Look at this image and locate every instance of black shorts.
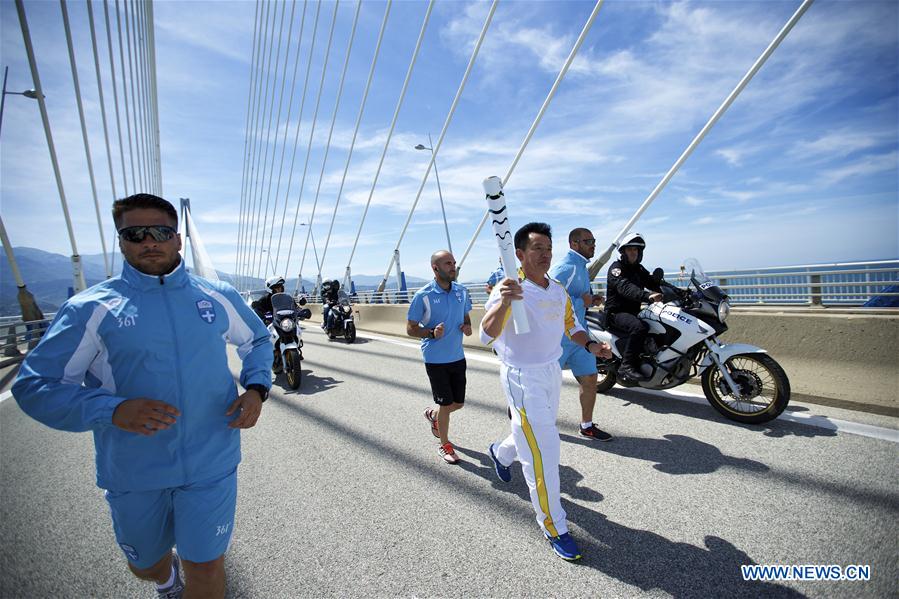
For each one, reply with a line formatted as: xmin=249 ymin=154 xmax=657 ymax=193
xmin=424 ymin=359 xmax=467 ymax=406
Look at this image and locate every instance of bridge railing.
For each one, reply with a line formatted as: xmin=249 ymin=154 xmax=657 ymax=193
xmin=0 ymin=315 xmax=54 ymax=358
xmin=305 ymin=260 xmax=899 ymax=307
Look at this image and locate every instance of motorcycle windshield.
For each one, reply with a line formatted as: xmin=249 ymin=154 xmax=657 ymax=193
xmin=338 ymin=289 xmax=351 ymax=306
xmin=684 ymin=258 xmax=727 ymax=302
xmin=271 ymin=293 xmax=295 ymax=315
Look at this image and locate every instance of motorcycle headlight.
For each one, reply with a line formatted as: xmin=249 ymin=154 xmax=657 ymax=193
xmin=717 ymin=300 xmax=730 ymax=323
xmin=280 ymin=318 xmax=295 ymax=332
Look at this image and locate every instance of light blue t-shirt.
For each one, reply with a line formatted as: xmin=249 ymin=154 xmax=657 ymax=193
xmin=549 ymin=249 xmax=592 ymax=348
xmin=407 ymin=280 xmax=472 ymax=364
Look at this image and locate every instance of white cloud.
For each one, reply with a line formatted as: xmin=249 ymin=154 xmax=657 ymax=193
xmin=824 ymin=151 xmax=898 ymax=184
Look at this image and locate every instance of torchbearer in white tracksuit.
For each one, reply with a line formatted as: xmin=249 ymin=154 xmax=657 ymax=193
xmin=480 ymin=222 xmax=612 ymax=562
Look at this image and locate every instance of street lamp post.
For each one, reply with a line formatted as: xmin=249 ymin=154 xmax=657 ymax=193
xmin=0 ymin=66 xmax=44 ymax=352
xmin=415 ymin=132 xmax=452 ymax=254
xmin=0 ymin=65 xmax=40 ymax=138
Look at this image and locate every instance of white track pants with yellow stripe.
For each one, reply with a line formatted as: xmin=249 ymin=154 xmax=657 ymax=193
xmin=494 ymin=362 xmax=567 ymax=537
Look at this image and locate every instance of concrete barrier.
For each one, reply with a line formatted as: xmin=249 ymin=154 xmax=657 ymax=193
xmin=307 ymin=304 xmax=898 ymax=414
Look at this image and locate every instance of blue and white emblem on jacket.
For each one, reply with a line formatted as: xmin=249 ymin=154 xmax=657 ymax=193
xmin=196 ymin=299 xmax=216 ymax=324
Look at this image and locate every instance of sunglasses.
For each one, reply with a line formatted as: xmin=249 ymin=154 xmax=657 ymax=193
xmin=118 ymin=225 xmax=177 ymax=243
xmin=579 ymin=238 xmax=596 ymax=246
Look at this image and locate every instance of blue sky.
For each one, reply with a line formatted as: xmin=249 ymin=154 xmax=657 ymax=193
xmin=1 ymin=0 xmax=897 ymax=286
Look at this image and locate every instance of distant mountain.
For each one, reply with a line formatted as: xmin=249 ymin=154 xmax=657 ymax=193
xmin=0 ymin=247 xmax=428 ymax=316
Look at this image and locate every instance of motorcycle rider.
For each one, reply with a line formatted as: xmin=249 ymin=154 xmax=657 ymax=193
xmin=321 ymin=279 xmax=341 ymax=333
xmin=252 ymin=276 xmax=297 ymax=372
xmin=604 ymin=233 xmax=663 ymax=382
xmin=252 ymin=276 xmax=289 ymax=322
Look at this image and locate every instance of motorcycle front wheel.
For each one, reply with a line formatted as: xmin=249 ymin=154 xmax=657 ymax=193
xmin=701 ymin=353 xmax=790 ymax=424
xmin=344 ymin=322 xmax=356 ymax=344
xmin=285 ymin=349 xmax=302 ymax=390
xmin=595 ymin=357 xmax=618 ymax=393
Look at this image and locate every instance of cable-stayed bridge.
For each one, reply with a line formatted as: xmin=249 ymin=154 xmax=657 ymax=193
xmin=1 ymin=1 xmax=898 ymax=596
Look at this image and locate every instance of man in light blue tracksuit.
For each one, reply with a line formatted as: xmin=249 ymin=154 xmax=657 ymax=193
xmin=13 ymin=194 xmax=272 ymax=598
xmin=548 ymin=227 xmax=614 ymax=441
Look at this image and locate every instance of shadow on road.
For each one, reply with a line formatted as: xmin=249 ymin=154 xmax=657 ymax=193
xmin=606 ymin=387 xmax=838 ymax=439
xmin=451 ymin=446 xmax=799 ymax=597
xmin=225 ymin=389 xmax=802 ymax=597
xmin=271 ymin=369 xmax=341 ymax=396
xmin=559 ymin=432 xmax=769 ymax=475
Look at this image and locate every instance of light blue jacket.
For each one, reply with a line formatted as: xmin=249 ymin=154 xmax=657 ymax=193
xmin=12 ymin=260 xmax=272 ymax=492
xmin=548 ymin=249 xmax=591 ymax=345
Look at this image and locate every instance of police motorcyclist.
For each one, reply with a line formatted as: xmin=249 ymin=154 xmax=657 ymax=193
xmin=252 ymin=276 xmax=289 ymax=322
xmin=252 ymin=276 xmax=298 ymax=372
xmin=605 ymin=233 xmax=663 ymax=382
xmin=320 ymin=279 xmax=341 ymax=332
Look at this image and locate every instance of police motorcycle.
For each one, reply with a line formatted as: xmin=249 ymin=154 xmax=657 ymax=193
xmin=322 ymin=285 xmax=356 ymax=343
xmin=586 ymin=258 xmax=790 ymax=424
xmin=265 ymin=293 xmax=312 ymax=389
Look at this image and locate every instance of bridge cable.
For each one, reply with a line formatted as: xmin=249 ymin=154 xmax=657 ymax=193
xmin=376 ymin=0 xmax=498 ymax=294
xmin=60 ymin=0 xmax=112 ymax=278
xmin=261 ymin=1 xmax=310 ymax=280
xmin=280 ymin=0 xmax=340 ymax=282
xmin=102 ymin=0 xmax=129 ymax=199
xmin=246 ymin=1 xmax=282 ymax=283
xmin=114 ymin=0 xmax=138 ymax=192
xmin=253 ymin=0 xmax=298 ymax=280
xmin=134 ymin=0 xmax=155 ymax=194
xmin=586 ymin=0 xmax=815 ymax=279
xmin=456 ymin=0 xmax=604 ymax=273
xmin=248 ymin=0 xmax=289 ymax=281
xmin=271 ymin=0 xmax=323 ymax=277
xmin=123 ymin=0 xmax=146 ymax=191
xmin=342 ymin=0 xmax=434 ymax=289
xmin=318 ymin=0 xmax=391 ymax=279
xmin=14 ymin=0 xmax=87 ymax=291
xmin=131 ymin=0 xmax=151 ymax=193
xmin=87 ymin=0 xmax=119 ymax=275
xmin=145 ymin=0 xmax=163 ymax=194
xmin=242 ymin=0 xmax=276 ymax=286
xmin=235 ymin=0 xmax=263 ymax=290
xmin=297 ymin=0 xmax=363 ymax=293
xmin=135 ymin=1 xmax=155 ymax=194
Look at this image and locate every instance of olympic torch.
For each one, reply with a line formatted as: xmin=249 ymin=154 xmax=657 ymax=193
xmin=483 ymin=176 xmax=529 ymax=335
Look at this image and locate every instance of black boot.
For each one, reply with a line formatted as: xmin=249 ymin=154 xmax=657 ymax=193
xmin=618 ymin=363 xmax=647 ymax=381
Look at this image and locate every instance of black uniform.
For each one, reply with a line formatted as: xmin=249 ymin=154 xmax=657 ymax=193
xmin=251 ymin=293 xmax=275 ymax=322
xmin=321 ymin=281 xmax=340 ymax=330
xmin=605 ymin=258 xmax=661 ymax=367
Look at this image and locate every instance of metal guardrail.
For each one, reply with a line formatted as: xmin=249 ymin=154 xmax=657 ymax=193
xmin=303 ymin=260 xmax=899 ymax=307
xmin=0 ymin=315 xmax=53 ymax=357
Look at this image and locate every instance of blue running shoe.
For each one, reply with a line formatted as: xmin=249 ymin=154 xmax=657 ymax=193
xmin=488 ymin=443 xmax=512 ymax=483
xmin=545 ymin=532 xmax=582 ymax=561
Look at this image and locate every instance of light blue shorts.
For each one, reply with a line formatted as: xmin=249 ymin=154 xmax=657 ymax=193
xmin=105 ymin=468 xmax=237 ymax=569
xmin=559 ymin=339 xmax=598 ymax=377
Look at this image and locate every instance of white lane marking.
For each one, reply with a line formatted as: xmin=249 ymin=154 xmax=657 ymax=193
xmin=0 ymin=390 xmax=13 ymax=404
xmin=352 ymin=330 xmax=899 ymax=443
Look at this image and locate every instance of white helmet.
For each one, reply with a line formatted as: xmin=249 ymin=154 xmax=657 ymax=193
xmin=619 ymin=232 xmax=645 ymax=250
xmin=265 ymin=275 xmax=286 ymax=291
xmin=618 ymin=232 xmax=645 ymax=263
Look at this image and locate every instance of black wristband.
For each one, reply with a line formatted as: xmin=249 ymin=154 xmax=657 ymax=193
xmin=585 ymin=340 xmax=596 ymax=352
xmin=246 ymin=384 xmax=269 ymax=403
xmin=427 ymin=328 xmax=435 ymax=339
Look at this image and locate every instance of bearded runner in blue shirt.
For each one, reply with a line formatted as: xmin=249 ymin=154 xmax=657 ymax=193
xmin=13 ymin=194 xmax=272 ymax=599
xmin=406 ymin=250 xmax=472 ymax=465
xmin=547 ymin=228 xmax=614 ymax=441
